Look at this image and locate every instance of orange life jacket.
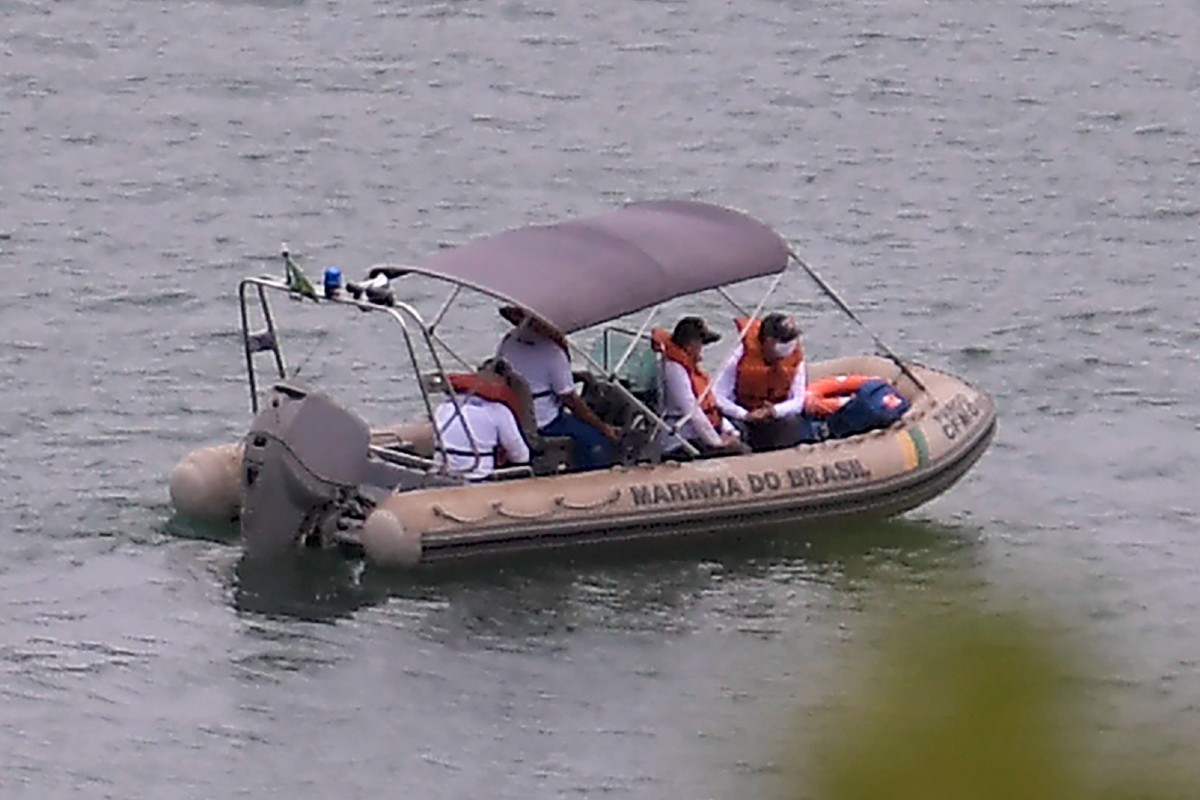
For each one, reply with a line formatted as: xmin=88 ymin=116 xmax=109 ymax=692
xmin=444 ymin=373 xmax=525 ymax=468
xmin=804 ymin=374 xmax=875 ymax=417
xmin=447 ymin=373 xmax=522 ymax=419
xmin=651 ymin=328 xmax=722 ymax=429
xmin=733 ymin=317 xmax=802 ymax=411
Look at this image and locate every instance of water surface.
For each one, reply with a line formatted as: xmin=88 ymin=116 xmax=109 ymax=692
xmin=1 ymin=0 xmax=1198 ymax=796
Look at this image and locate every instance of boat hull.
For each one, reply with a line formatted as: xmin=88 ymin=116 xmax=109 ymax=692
xmin=361 ymin=358 xmax=996 ymax=565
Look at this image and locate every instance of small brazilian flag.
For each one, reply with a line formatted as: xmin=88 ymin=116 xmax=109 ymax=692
xmin=283 ymin=250 xmax=319 ymax=301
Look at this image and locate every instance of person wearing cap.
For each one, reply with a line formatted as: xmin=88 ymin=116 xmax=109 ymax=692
xmin=652 ymin=317 xmax=746 ymax=457
xmin=433 ymin=358 xmax=530 ymax=480
xmin=496 ymin=306 xmax=619 ymax=471
xmin=712 ymin=312 xmax=808 ymax=452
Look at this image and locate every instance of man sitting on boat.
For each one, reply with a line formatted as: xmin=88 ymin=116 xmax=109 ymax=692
xmin=652 ymin=317 xmax=748 ymax=458
xmin=496 ymin=306 xmax=619 ymax=471
xmin=433 ymin=358 xmax=530 ymax=480
xmin=713 ymin=312 xmax=809 ymax=452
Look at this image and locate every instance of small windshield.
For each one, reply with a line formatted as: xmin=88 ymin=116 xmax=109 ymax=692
xmin=591 ymin=329 xmax=658 ymax=401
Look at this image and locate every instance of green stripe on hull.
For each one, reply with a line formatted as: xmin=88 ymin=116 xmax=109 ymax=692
xmin=910 ymin=427 xmax=930 ymax=467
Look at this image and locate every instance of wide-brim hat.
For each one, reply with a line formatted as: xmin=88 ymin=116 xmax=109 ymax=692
xmin=499 ymin=305 xmax=569 ymax=352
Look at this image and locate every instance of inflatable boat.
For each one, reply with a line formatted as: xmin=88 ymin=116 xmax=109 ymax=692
xmin=168 ymin=200 xmax=996 ymax=565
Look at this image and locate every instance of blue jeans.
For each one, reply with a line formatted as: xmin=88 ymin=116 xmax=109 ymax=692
xmin=540 ymin=413 xmax=615 ymax=471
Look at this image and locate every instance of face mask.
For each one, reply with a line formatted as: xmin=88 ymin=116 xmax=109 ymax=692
xmin=770 ymin=339 xmax=798 ymax=359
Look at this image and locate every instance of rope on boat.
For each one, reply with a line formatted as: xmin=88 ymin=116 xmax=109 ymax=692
xmin=431 ymin=493 xmax=613 ymax=525
xmin=491 ymin=501 xmax=556 ymax=521
xmin=431 ymin=504 xmax=494 ymax=525
xmin=554 ymin=489 xmax=621 ymax=511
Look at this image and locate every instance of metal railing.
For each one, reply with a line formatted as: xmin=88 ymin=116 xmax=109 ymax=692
xmin=236 ymin=276 xmax=496 ymax=480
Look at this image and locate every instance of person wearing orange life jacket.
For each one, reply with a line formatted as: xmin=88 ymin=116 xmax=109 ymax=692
xmin=712 ymin=312 xmax=809 ymax=452
xmin=433 ymin=358 xmax=530 ymax=480
xmin=652 ymin=317 xmax=748 ymax=457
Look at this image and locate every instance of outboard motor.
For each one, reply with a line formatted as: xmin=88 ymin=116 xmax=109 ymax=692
xmin=240 ymin=384 xmax=372 ymax=557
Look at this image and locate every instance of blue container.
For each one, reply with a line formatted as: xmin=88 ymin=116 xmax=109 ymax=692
xmin=323 ymin=266 xmax=342 ymax=298
xmin=826 ymin=380 xmax=911 ymax=439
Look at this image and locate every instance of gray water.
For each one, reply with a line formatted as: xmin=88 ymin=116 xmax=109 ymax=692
xmin=2 ymin=0 xmax=1198 ymax=796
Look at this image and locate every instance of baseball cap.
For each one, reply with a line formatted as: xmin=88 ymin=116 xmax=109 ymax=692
xmin=499 ymin=305 xmax=569 ymax=351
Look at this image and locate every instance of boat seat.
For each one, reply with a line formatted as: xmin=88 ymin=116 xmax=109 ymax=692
xmin=530 ymin=436 xmax=574 ymax=476
xmin=478 ymin=364 xmax=575 ymax=475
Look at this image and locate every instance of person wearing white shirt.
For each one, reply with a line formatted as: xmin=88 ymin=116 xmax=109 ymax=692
xmin=652 ymin=317 xmax=746 ymax=457
xmin=496 ymin=306 xmax=619 ymax=471
xmin=434 ymin=362 xmax=530 ymax=480
xmin=712 ymin=312 xmax=809 ymax=452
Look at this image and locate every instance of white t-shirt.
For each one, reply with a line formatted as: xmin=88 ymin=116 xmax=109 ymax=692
xmin=712 ymin=343 xmax=807 ymax=421
xmin=657 ymin=359 xmax=734 ymax=451
xmin=434 ymin=396 xmax=530 ymax=480
xmin=497 ymin=331 xmax=575 ymax=428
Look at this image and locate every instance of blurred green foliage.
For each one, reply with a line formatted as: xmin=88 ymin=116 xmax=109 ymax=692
xmin=793 ymin=607 xmax=1196 ymax=800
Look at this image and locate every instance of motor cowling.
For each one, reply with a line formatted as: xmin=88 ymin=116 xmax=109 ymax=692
xmin=240 ymin=384 xmax=371 ymax=557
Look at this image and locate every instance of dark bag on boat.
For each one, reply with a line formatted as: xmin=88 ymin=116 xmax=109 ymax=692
xmin=826 ymin=380 xmax=910 ymax=439
xmin=797 ymin=416 xmax=829 ymax=444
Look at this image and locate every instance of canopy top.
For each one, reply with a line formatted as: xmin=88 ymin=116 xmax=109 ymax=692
xmin=405 ymin=200 xmax=790 ymax=333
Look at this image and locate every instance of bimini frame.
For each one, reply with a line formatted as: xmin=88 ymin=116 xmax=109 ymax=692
xmin=236 ymin=264 xmax=722 ymax=476
xmin=238 ymin=271 xmax=518 ymax=480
